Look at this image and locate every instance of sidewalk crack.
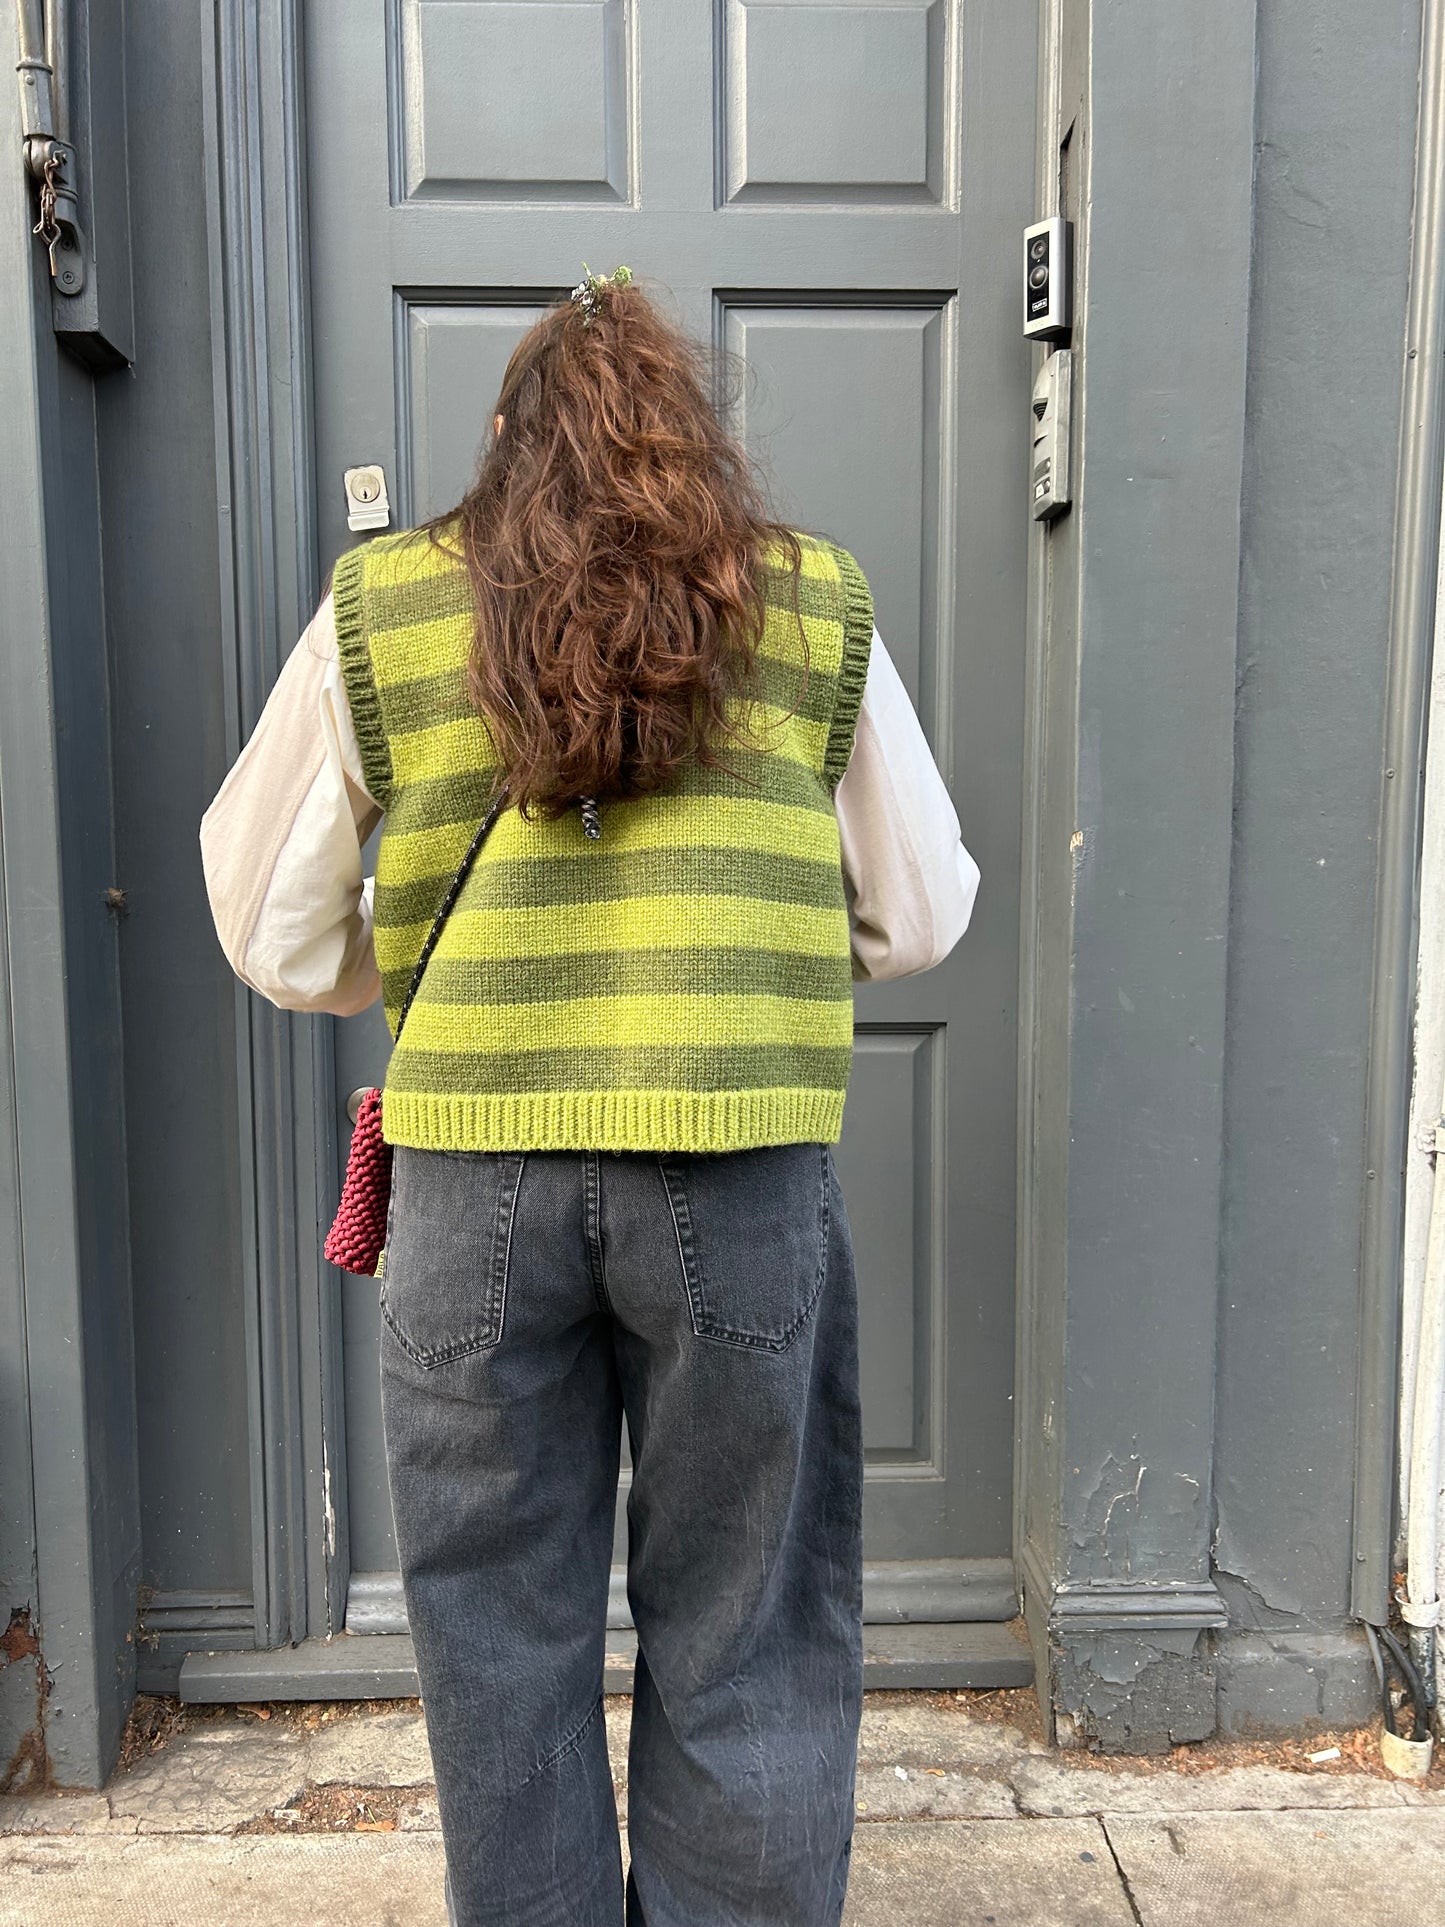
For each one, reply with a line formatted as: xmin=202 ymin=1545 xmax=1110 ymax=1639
xmin=1099 ymin=1817 xmax=1145 ymax=1926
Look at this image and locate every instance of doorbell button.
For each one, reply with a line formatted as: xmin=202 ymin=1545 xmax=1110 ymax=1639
xmin=1023 ymin=215 xmax=1073 ymax=341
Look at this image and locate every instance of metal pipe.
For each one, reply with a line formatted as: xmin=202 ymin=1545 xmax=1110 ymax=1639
xmin=1405 ymin=1114 xmax=1444 ymax=1690
xmin=1396 ymin=0 xmax=1445 ymax=1735
xmin=1357 ymin=0 xmax=1445 ymax=1627
xmin=14 ymin=0 xmax=57 ymax=144
xmin=44 ymin=0 xmax=67 ymax=145
xmin=15 ymin=0 xmax=45 ymax=61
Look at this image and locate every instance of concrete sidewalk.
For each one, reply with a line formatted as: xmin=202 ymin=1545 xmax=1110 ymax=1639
xmin=3 ymin=1692 xmax=1444 ymax=1925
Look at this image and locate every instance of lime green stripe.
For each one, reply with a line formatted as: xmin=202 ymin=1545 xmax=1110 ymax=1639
xmin=778 ymin=537 xmax=838 ymax=581
xmin=386 ymin=946 xmax=851 ymax=1008
xmin=364 ymin=527 xmax=464 ymax=589
xmin=377 ymin=792 xmax=841 ymax=887
xmin=385 ymin=1043 xmax=855 ymax=1095
xmin=371 ymin=893 xmax=850 ymax=974
xmin=390 ymin=713 xmax=500 ymax=784
xmin=379 ymin=749 xmax=830 ymax=842
xmin=370 ymin=613 xmax=474 ymax=690
xmin=401 ymin=992 xmax=851 ymax=1055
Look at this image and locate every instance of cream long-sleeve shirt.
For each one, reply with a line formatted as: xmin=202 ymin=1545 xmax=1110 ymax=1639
xmin=199 ymin=594 xmax=980 ymax=1015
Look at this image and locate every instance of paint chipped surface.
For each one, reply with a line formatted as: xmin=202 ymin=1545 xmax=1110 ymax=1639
xmin=1 ymin=1606 xmax=50 ymax=1794
xmin=1053 ymin=1632 xmax=1217 ymax=1756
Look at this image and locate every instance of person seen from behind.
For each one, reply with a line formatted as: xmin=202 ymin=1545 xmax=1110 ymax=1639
xmin=200 ymin=268 xmax=980 ymax=1926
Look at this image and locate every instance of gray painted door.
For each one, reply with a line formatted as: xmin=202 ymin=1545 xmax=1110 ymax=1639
xmin=306 ymin=0 xmax=1034 ymax=1634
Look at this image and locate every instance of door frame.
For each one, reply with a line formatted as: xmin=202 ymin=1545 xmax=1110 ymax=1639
xmin=204 ymin=0 xmax=347 ymax=1649
xmin=203 ymin=0 xmax=1039 ymax=1673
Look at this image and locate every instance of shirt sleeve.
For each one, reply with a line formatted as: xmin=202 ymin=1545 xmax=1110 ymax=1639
xmin=833 ymin=627 xmax=981 ymax=982
xmin=199 ymin=592 xmax=385 ymax=1016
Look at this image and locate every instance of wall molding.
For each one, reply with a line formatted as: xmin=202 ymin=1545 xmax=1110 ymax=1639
xmin=1020 ymin=1539 xmax=1227 ymax=1639
xmin=137 ymin=1591 xmax=256 ymax=1643
xmin=347 ymin=1560 xmax=1021 ymax=1638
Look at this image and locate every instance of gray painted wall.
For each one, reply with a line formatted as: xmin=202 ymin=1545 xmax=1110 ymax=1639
xmin=1 ymin=4 xmax=140 ymax=1790
xmin=1213 ymin=0 xmax=1426 ymax=1727
xmin=1018 ymin=0 xmax=1258 ymax=1750
xmin=1018 ymin=0 xmax=1430 ymax=1748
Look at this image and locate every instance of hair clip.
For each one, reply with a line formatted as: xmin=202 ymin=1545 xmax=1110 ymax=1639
xmin=569 ymin=263 xmax=633 ymax=327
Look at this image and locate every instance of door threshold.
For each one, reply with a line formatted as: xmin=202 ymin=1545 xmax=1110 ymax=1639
xmin=176 ymin=1621 xmax=1032 ymax=1703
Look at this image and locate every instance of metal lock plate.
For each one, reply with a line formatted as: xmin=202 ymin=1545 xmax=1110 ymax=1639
xmin=344 ymin=465 xmax=391 ymax=532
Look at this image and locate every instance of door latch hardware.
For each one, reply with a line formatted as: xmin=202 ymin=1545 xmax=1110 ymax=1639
xmin=29 ymin=141 xmax=85 ymax=293
xmin=344 ymin=465 xmax=391 ymax=532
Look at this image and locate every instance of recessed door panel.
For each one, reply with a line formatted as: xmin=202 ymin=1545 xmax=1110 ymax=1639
xmin=398 ymin=0 xmax=634 ymax=201
xmin=401 ymin=299 xmax=550 ymax=515
xmin=721 ymin=297 xmax=946 ymax=716
xmin=722 ymin=0 xmax=949 ymax=203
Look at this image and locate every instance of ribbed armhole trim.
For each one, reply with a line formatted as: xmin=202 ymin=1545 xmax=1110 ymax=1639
xmin=822 ymin=542 xmax=875 ymax=791
xmin=331 ymin=545 xmax=394 ymax=810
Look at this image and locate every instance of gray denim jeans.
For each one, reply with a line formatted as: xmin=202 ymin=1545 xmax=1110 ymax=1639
xmin=377 ymin=1140 xmax=865 ymax=1927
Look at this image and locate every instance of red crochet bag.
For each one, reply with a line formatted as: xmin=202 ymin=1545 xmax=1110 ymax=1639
xmin=324 ymin=781 xmax=512 ymax=1276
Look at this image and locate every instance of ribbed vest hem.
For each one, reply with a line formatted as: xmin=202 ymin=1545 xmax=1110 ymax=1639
xmin=380 ymin=1086 xmax=847 ymax=1152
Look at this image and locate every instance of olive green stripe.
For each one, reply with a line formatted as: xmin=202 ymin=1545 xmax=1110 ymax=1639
xmin=376 ymin=665 xmax=472 ymax=735
xmin=374 ymin=845 xmax=845 ymax=929
xmin=380 ymin=747 xmax=831 ymax=841
xmin=361 ymin=553 xmax=844 ymax=643
xmin=366 ymin=563 xmax=474 ymax=631
xmin=383 ymin=946 xmax=852 ymax=1008
xmin=374 ymin=648 xmax=840 ymax=739
xmin=383 ymin=769 xmax=502 ymax=836
xmin=385 ymin=1042 xmax=856 ymax=1095
xmin=759 ymin=567 xmax=842 ymax=627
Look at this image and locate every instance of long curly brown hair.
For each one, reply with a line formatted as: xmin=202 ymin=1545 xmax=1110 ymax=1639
xmin=424 ymin=276 xmax=806 ymax=822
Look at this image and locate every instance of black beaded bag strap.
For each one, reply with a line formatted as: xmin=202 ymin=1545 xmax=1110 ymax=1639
xmin=394 ymin=780 xmax=511 ymax=1042
xmin=392 ymin=782 xmax=602 ymax=1042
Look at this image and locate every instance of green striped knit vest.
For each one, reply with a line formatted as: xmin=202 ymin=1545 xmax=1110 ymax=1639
xmin=332 ymin=525 xmax=874 ymax=1153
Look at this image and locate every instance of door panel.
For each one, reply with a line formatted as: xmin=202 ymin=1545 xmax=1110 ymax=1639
xmin=309 ymin=0 xmax=1032 ymax=1634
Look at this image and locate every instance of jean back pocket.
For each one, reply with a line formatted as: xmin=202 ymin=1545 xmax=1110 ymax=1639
xmin=657 ymin=1142 xmax=830 ymax=1352
xmin=379 ymin=1147 xmax=527 ymax=1366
